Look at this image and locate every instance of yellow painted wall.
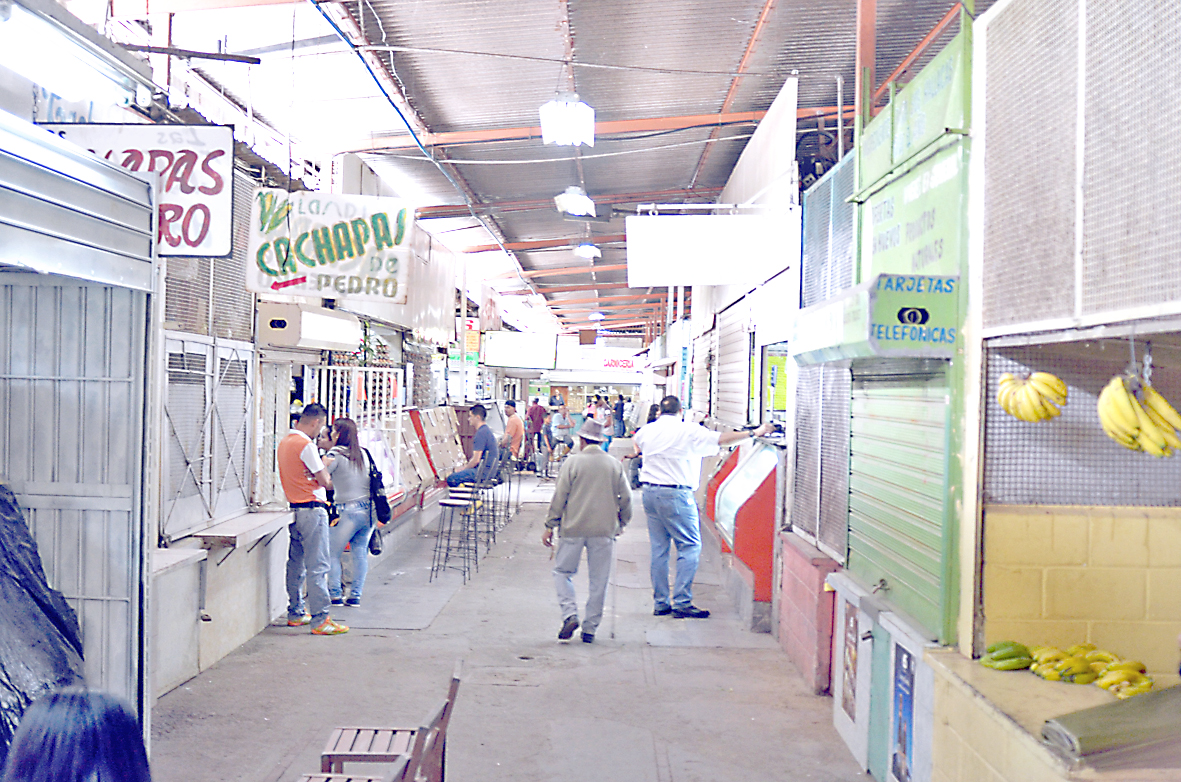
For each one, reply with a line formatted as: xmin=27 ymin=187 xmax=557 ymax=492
xmin=983 ymin=504 xmax=1181 ymax=676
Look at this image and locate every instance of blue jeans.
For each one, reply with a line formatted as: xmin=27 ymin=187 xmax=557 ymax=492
xmin=448 ymin=468 xmax=476 ymax=486
xmin=329 ymin=499 xmax=374 ymax=600
xmin=286 ymin=506 xmax=332 ymax=623
xmin=642 ymin=486 xmax=701 ymax=610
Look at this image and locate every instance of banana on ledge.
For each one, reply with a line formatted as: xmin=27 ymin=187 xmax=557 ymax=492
xmin=997 ymin=372 xmax=1068 ymax=422
xmin=1098 ymin=375 xmax=1181 ymax=457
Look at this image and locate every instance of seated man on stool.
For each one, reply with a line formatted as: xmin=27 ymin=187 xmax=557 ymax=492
xmin=447 ymin=404 xmax=498 ymax=487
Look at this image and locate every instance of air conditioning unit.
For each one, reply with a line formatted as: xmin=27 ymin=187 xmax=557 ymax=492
xmin=257 ymin=302 xmax=362 ymax=352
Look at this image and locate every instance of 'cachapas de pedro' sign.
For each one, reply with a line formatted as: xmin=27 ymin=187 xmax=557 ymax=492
xmin=246 ymin=189 xmax=413 ymax=304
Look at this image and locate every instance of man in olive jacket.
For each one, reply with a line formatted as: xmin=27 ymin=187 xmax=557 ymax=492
xmin=542 ymin=418 xmax=632 ymax=643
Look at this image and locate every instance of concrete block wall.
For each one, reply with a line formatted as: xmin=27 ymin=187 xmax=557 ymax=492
xmin=777 ymin=532 xmax=840 ymax=694
xmin=983 ymin=505 xmax=1181 ymax=675
xmin=929 ymin=658 xmax=1070 ymax=782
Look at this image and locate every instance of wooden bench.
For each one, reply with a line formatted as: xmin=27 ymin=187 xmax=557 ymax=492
xmin=319 ymin=661 xmax=463 ymax=780
xmin=299 ymin=754 xmax=409 ymax=782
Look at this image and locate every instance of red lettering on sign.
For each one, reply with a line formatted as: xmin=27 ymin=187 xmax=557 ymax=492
xmin=181 ymin=204 xmax=211 ymax=247
xmin=199 ymin=150 xmax=225 ymax=195
xmin=159 ymin=204 xmax=184 ymax=247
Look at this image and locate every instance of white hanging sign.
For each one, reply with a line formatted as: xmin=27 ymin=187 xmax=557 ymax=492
xmin=246 ymin=189 xmax=413 ymax=304
xmin=44 ymin=123 xmax=234 ymax=257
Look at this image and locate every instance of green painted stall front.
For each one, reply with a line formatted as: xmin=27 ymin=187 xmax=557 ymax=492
xmin=847 ymin=363 xmax=949 ymax=639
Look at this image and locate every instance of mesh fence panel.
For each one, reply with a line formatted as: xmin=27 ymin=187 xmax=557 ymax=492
xmin=1080 ymin=3 xmax=1181 ymax=314
xmin=983 ymin=341 xmax=1181 ymax=505
xmin=981 ymin=0 xmax=1078 ymax=328
xmin=792 ymin=364 xmax=822 ymax=538
xmin=819 ymin=364 xmax=851 ymax=562
xmin=802 ymin=175 xmax=833 ymax=308
xmin=211 ymin=173 xmax=257 ymax=341
xmin=164 ymin=257 xmax=211 ymax=335
xmin=828 ymin=156 xmax=856 ymax=297
xmin=165 ymin=350 xmax=207 ymax=504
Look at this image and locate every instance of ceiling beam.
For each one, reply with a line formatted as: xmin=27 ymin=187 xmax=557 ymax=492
xmin=112 ymin=0 xmax=293 ymax=15
xmin=504 ymin=263 xmax=629 ymax=280
xmin=418 ymin=186 xmax=724 ymax=221
xmin=542 ymin=294 xmax=669 ymax=307
xmin=555 ymin=302 xmax=666 ymax=312
xmin=467 ymin=233 xmax=626 ymax=254
xmin=349 ymin=111 xmax=768 ymax=153
xmin=559 ymin=319 xmax=653 ymax=329
xmin=690 ymin=0 xmax=779 ymax=187
xmin=499 ymin=283 xmax=635 ymax=295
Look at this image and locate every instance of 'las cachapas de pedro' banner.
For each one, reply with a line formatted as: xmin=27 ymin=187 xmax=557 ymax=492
xmin=246 ymin=189 xmax=413 ymax=304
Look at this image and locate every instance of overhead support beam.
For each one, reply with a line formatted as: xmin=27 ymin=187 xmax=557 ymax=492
xmin=112 ymin=0 xmax=293 ymax=15
xmin=501 ymin=263 xmax=629 ymax=280
xmin=559 ymin=319 xmax=652 ymax=329
xmin=418 ymin=187 xmax=724 ymax=221
xmin=498 ymin=283 xmax=635 ymax=295
xmin=690 ymin=0 xmax=779 ymax=187
xmin=554 ymin=303 xmax=666 ymax=314
xmin=542 ymin=294 xmax=672 ymax=307
xmin=466 ymin=234 xmax=626 ymax=254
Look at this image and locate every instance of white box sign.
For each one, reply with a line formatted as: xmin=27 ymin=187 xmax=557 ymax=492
xmin=45 ymin=123 xmax=235 ymax=257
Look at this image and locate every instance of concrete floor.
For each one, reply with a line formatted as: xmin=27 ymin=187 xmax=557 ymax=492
xmin=150 ymin=475 xmax=869 ymax=782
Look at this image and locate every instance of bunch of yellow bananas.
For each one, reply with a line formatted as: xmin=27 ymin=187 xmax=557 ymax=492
xmin=1097 ymin=377 xmax=1181 ymax=457
xmin=997 ymin=372 xmax=1068 ymax=422
xmin=1026 ymin=644 xmax=1154 ymax=698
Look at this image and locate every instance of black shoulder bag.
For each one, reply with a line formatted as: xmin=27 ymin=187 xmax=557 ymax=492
xmin=363 ymin=448 xmax=393 ymax=524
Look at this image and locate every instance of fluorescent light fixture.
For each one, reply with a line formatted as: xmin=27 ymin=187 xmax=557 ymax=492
xmin=574 ymin=243 xmax=601 ymax=260
xmin=554 ymin=186 xmax=596 ymax=218
xmin=588 ymin=312 xmax=605 ymax=321
xmin=0 ymin=0 xmax=154 ymax=108
xmin=539 ymin=92 xmax=595 ymax=147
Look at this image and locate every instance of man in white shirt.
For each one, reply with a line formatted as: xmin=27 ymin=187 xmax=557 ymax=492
xmin=632 ymin=395 xmax=771 ymax=618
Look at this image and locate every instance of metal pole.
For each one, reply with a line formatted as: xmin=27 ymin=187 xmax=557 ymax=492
xmin=460 ymin=241 xmax=469 ymax=403
xmin=836 ymin=74 xmax=844 ymax=159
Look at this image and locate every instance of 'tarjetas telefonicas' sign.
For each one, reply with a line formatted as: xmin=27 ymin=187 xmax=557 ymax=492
xmin=246 ymin=189 xmax=412 ymax=304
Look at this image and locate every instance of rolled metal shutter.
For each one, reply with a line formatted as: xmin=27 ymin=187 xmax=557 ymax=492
xmin=847 ymin=360 xmax=949 ymax=637
xmin=691 ymin=331 xmax=713 ymax=416
xmin=790 ymin=363 xmax=851 ymax=562
xmin=714 ymin=304 xmax=750 ymax=426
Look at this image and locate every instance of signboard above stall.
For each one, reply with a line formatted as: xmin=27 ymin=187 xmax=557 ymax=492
xmin=790 ymin=274 xmax=959 ymax=365
xmin=246 ymin=189 xmax=413 ymax=304
xmin=44 ymin=123 xmax=234 ymax=257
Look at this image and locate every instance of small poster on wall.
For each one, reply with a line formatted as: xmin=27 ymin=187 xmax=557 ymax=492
xmin=891 ymin=646 xmax=915 ymax=782
xmin=840 ymin=604 xmax=858 ymax=721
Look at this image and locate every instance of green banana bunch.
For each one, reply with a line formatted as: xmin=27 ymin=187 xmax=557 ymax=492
xmin=980 ymin=641 xmax=1032 ymax=670
xmin=998 ymin=372 xmax=1067 ymax=422
xmin=1097 ymin=376 xmax=1181 ymax=456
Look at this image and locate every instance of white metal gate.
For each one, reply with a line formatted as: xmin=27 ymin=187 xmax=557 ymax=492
xmin=161 ymin=334 xmax=254 ymax=541
xmin=311 ymin=365 xmax=404 ymax=489
xmin=0 ymin=274 xmax=148 ymax=704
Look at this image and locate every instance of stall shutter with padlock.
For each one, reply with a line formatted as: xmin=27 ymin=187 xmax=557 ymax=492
xmin=847 ymin=360 xmax=949 ymax=637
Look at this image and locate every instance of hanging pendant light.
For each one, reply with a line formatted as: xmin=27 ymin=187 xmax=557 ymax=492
xmin=574 ymin=243 xmax=601 ymax=259
xmin=539 ymin=92 xmax=595 ymax=147
xmin=554 ymin=186 xmax=596 ymax=217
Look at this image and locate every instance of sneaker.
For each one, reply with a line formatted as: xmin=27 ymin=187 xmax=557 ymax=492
xmin=345 ymin=597 xmax=361 ymax=607
xmin=311 ymin=617 xmax=349 ymax=635
xmin=287 ymin=614 xmax=312 ymax=626
xmin=581 ymin=633 xmax=594 ymax=644
xmin=330 ymin=597 xmax=344 ymax=606
xmin=557 ymin=615 xmax=580 ymax=640
xmin=672 ymin=605 xmax=710 ymax=619
xmin=653 ymin=606 xmax=672 ymax=616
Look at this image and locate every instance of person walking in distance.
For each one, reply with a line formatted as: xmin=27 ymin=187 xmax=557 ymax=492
xmin=614 ymin=394 xmax=626 ymax=438
xmin=542 ymin=419 xmax=632 ymax=643
xmin=632 ymin=395 xmax=771 ymax=618
xmin=278 ymin=402 xmax=348 ymax=635
xmin=502 ymin=400 xmax=525 ymax=465
xmin=525 ymin=397 xmax=546 ymax=459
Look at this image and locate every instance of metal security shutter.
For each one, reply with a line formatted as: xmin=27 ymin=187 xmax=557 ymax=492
xmin=0 ymin=276 xmax=148 ymax=704
xmin=691 ymin=331 xmax=714 ymax=416
xmin=162 ymin=336 xmax=255 ymax=540
xmin=791 ymin=365 xmax=822 ymax=539
xmin=790 ymin=363 xmax=851 ymax=562
xmin=714 ymin=304 xmax=751 ymax=426
xmin=848 ymin=360 xmax=949 ymax=637
xmin=256 ymin=362 xmax=291 ymax=508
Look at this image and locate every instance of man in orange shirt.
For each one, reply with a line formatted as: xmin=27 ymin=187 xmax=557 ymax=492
xmin=502 ymin=400 xmax=525 ymax=463
xmin=278 ymin=402 xmax=348 ymax=635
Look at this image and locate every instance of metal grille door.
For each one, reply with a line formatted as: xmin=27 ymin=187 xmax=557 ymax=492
xmin=848 ymin=364 xmax=949 ymax=637
xmin=256 ymin=362 xmax=291 ymax=508
xmin=714 ymin=304 xmax=751 ymax=426
xmin=161 ymin=335 xmax=254 ymax=540
xmin=0 ymin=275 xmax=147 ymax=703
xmin=790 ymin=364 xmax=851 ymax=563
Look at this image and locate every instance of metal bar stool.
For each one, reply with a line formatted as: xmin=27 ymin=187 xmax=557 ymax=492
xmin=430 ymin=495 xmax=478 ymax=583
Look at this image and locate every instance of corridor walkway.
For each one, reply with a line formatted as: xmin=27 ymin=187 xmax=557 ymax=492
xmin=150 ymin=476 xmax=867 ymax=782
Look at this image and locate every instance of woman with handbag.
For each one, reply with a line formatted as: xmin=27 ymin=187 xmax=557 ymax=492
xmin=323 ymin=418 xmax=375 ymax=608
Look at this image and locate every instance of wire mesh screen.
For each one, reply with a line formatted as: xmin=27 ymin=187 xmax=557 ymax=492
xmin=801 ymin=175 xmax=832 ymax=308
xmin=1080 ymin=3 xmax=1181 ymax=314
xmin=164 ymin=256 xmax=211 ymax=335
xmin=165 ymin=349 xmax=207 ymax=514
xmin=818 ymin=365 xmax=851 ymax=562
xmin=792 ymin=364 xmax=822 ymax=538
xmin=211 ymin=172 xmax=257 ymax=341
xmin=212 ymin=354 xmax=250 ymax=518
xmin=983 ymin=341 xmax=1181 ymax=506
xmin=981 ymin=0 xmax=1078 ymax=329
xmin=256 ymin=362 xmax=290 ymax=508
xmin=801 ymin=155 xmax=856 ymax=309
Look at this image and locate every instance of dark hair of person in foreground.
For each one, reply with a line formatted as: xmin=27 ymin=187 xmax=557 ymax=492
xmin=0 ymin=688 xmax=151 ymax=782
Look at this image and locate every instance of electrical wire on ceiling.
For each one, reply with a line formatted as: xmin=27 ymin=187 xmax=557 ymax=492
xmin=377 ymin=133 xmax=756 ymax=166
xmin=307 ymin=0 xmax=538 ymax=296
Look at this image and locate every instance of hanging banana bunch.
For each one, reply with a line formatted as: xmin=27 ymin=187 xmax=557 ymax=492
xmin=997 ymin=372 xmax=1068 ymax=422
xmin=1096 ymin=368 xmax=1181 ymax=457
